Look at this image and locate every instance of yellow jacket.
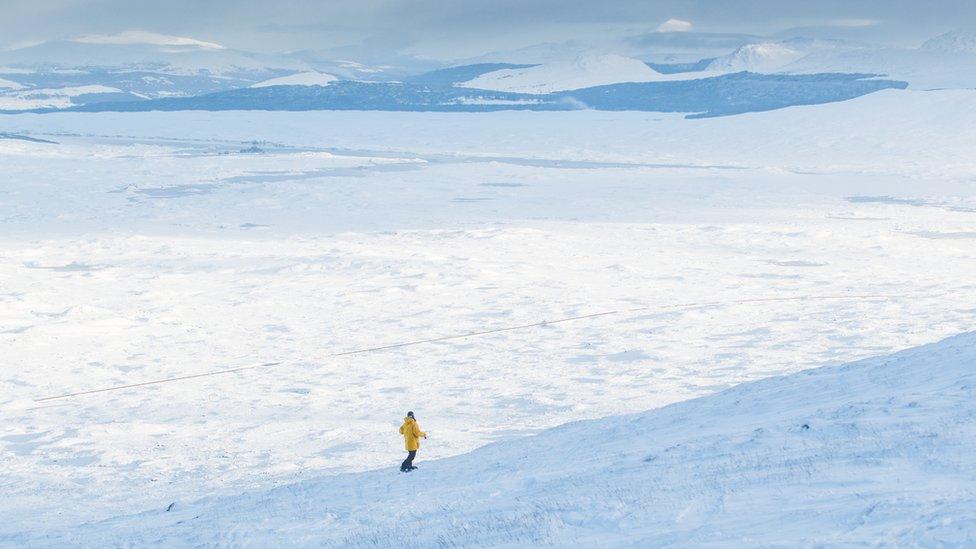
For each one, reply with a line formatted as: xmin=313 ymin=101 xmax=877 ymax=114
xmin=399 ymin=417 xmax=426 ymax=451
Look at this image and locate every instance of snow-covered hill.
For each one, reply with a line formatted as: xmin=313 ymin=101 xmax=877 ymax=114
xmin=459 ymin=54 xmax=689 ymax=93
xmin=700 ymin=32 xmax=976 ymax=89
xmin=708 ymin=42 xmax=809 ymax=73
xmin=0 ymin=84 xmax=137 ymax=110
xmin=0 ymin=32 xmax=326 ymax=109
xmin=20 ymin=333 xmax=976 ymax=546
xmin=782 ymin=46 xmax=976 ymax=89
xmin=251 ymin=71 xmax=338 ymax=88
xmin=922 ymin=30 xmax=976 ymax=55
xmin=0 ymin=33 xmax=307 ymax=76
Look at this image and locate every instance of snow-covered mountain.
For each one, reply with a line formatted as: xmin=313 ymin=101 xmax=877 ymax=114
xmin=463 ymin=31 xmax=761 ymax=66
xmin=0 ymin=36 xmax=307 ymax=76
xmin=459 ymin=54 xmax=697 ymax=93
xmin=250 ymin=71 xmax=338 ymax=88
xmin=0 ymin=32 xmax=319 ymax=110
xmin=0 ymin=84 xmax=136 ymax=111
xmin=782 ymin=46 xmax=976 ymax=89
xmin=0 ymin=77 xmax=24 ymax=90
xmin=922 ymin=30 xmax=976 ymax=54
xmin=701 ymin=34 xmax=976 ymax=89
xmin=20 ymin=332 xmax=976 ymax=545
xmin=708 ymin=42 xmax=809 ymax=73
xmin=3 ymin=30 xmax=973 ymax=111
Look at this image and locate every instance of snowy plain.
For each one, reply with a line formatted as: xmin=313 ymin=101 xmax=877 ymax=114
xmin=1 ymin=88 xmax=976 ymax=543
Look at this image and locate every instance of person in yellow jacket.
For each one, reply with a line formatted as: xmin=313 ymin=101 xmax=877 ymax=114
xmin=399 ymin=411 xmax=426 ymax=472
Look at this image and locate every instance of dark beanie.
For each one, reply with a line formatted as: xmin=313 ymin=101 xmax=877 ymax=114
xmin=407 ymin=411 xmax=415 ymax=418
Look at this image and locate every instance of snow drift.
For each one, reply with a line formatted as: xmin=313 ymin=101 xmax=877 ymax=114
xmin=20 ymin=332 xmax=976 ymax=546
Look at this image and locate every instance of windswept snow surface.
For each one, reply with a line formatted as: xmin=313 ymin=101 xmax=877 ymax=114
xmin=1 ymin=89 xmax=975 ymax=541
xmin=23 ymin=332 xmax=976 ymax=546
xmin=459 ymin=54 xmax=700 ymax=93
xmin=251 ymin=71 xmax=339 ymax=88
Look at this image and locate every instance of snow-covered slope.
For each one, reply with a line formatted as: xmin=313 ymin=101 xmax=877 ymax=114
xmin=922 ymin=30 xmax=976 ymax=55
xmin=25 ymin=333 xmax=976 ymax=546
xmin=250 ymin=71 xmax=338 ymax=88
xmin=0 ymin=34 xmax=324 ymax=110
xmin=459 ymin=54 xmax=682 ymax=93
xmin=709 ymin=42 xmax=809 ymax=73
xmin=702 ymin=34 xmax=976 ymax=89
xmin=3 ymin=92 xmax=976 ymax=543
xmin=70 ymin=30 xmax=224 ymax=51
xmin=0 ymin=77 xmax=24 ymax=90
xmin=782 ymin=47 xmax=976 ymax=89
xmin=0 ymin=36 xmax=308 ymax=76
xmin=0 ymin=85 xmax=133 ymax=110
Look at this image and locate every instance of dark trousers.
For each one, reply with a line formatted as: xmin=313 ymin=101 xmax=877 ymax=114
xmin=401 ymin=450 xmax=417 ymax=470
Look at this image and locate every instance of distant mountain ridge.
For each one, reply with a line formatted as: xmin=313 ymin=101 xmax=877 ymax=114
xmin=251 ymin=71 xmax=338 ymax=88
xmin=3 ymin=29 xmax=972 ymax=115
xmin=709 ymin=42 xmax=809 ymax=73
xmin=922 ymin=30 xmax=976 ymax=54
xmin=0 ymin=39 xmax=304 ymax=76
xmin=459 ymin=54 xmax=693 ymax=94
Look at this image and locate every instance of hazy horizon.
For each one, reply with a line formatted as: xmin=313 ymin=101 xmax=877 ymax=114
xmin=3 ymin=0 xmax=973 ymax=60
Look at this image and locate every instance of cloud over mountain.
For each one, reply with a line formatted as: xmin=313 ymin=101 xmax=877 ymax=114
xmin=70 ymin=31 xmax=225 ymax=50
xmin=658 ymin=18 xmax=693 ymax=32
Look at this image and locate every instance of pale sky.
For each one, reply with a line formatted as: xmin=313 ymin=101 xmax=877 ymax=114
xmin=2 ymin=0 xmax=972 ymax=56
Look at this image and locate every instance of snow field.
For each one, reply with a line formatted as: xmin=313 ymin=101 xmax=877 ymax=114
xmin=1 ymin=90 xmax=975 ymax=538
